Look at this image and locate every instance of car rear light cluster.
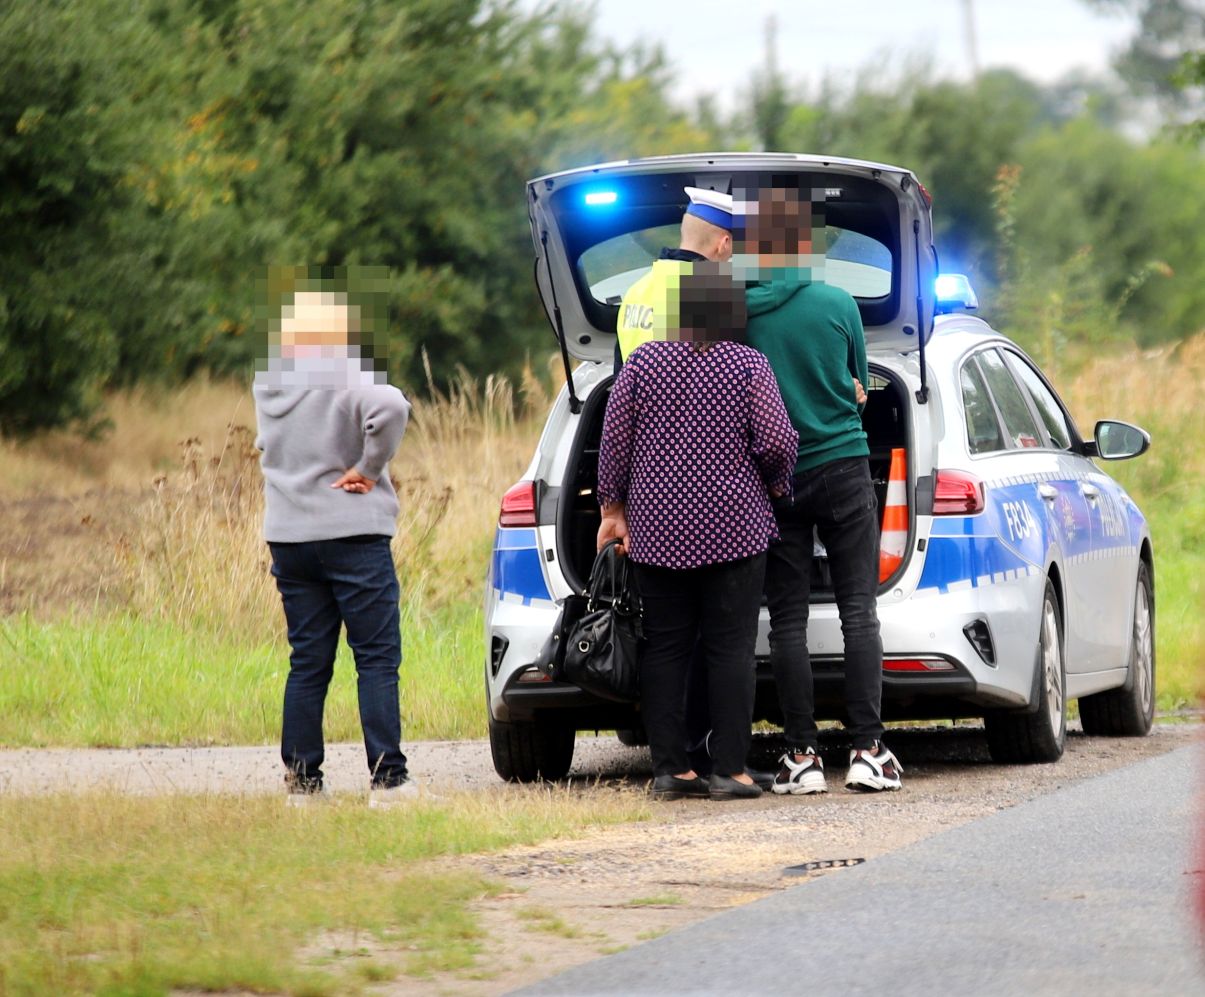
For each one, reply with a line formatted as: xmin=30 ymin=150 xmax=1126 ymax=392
xmin=932 ymin=470 xmax=985 ymax=515
xmin=499 ymin=480 xmax=538 ymax=527
xmin=883 ymin=658 xmax=956 ymax=673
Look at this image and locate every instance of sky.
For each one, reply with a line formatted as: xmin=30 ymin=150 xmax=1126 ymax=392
xmin=558 ymin=0 xmax=1137 ymax=110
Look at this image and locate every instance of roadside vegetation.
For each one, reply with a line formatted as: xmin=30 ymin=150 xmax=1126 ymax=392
xmin=0 ymin=788 xmax=648 ymax=995
xmin=0 ymin=342 xmax=1200 ymax=749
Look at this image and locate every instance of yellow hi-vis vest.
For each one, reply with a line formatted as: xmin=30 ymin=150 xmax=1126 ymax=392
xmin=615 ymin=259 xmax=691 ymax=360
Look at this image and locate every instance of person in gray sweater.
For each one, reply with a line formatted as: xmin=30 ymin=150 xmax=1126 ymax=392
xmin=254 ymin=290 xmax=414 ymax=806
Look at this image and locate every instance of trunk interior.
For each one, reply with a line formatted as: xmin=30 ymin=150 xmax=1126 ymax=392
xmin=558 ymin=364 xmax=911 ymax=596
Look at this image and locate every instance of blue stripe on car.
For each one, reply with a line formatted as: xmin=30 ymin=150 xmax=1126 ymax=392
xmin=491 ymin=528 xmax=552 ymax=605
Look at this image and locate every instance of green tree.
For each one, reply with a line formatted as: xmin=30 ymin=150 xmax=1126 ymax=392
xmin=0 ymin=1 xmax=175 ymax=434
xmin=0 ymin=0 xmax=716 ymax=431
xmin=1081 ymin=0 xmax=1204 ymax=121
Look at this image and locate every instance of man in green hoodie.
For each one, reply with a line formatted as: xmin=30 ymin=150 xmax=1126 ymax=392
xmin=742 ymin=184 xmax=903 ymax=794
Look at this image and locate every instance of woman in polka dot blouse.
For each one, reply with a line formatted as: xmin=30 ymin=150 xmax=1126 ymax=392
xmin=596 ymin=267 xmax=799 ymax=801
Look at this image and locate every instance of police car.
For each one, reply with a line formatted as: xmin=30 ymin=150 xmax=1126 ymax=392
xmin=485 ymin=153 xmax=1154 ymax=781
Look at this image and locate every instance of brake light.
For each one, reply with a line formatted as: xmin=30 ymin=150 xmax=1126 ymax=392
xmin=932 ymin=470 xmax=985 ymax=515
xmin=883 ymin=658 xmax=955 ymax=672
xmin=499 ymin=481 xmax=538 ymax=527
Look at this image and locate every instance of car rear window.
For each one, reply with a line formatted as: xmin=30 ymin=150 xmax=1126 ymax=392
xmin=550 ymin=170 xmax=904 ymax=333
xmin=578 ymin=225 xmax=893 ymax=305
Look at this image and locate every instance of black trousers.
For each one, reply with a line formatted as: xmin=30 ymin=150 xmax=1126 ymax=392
xmin=633 ymin=553 xmax=766 ymax=777
xmin=765 ymin=457 xmax=884 ymax=750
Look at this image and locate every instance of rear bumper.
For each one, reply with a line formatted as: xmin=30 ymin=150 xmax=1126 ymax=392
xmin=487 ymin=567 xmax=1042 ymax=726
xmin=751 ymin=657 xmax=1006 ymax=724
xmin=499 ymin=672 xmax=641 ymax=729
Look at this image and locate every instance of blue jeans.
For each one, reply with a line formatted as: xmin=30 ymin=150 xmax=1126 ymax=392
xmin=765 ymin=457 xmax=884 ymax=750
xmin=269 ymin=535 xmax=408 ymax=789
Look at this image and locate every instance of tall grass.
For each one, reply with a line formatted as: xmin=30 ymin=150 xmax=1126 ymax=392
xmin=0 ymin=345 xmax=1199 ymax=748
xmin=1060 ymin=335 xmax=1205 ymax=708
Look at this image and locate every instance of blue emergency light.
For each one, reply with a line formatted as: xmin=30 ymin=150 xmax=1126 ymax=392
xmin=584 ymin=191 xmax=618 ymax=206
xmin=935 ymin=273 xmax=979 ymax=313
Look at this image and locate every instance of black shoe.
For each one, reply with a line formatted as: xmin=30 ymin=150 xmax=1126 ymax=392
xmin=708 ymin=774 xmax=764 ymax=800
xmin=651 ymin=774 xmax=710 ymax=800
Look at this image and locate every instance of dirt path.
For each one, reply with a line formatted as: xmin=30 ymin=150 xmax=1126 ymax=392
xmin=4 ymin=723 xmax=1198 ymax=995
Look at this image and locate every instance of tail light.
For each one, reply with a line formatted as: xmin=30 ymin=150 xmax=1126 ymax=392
xmin=499 ymin=480 xmax=538 ymax=527
xmin=932 ymin=470 xmax=985 ymax=515
xmin=883 ymin=658 xmax=955 ymax=673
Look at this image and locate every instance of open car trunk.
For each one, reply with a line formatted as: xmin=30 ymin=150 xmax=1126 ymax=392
xmin=529 ymin=153 xmax=938 ymax=366
xmin=557 ymin=363 xmax=911 ymax=598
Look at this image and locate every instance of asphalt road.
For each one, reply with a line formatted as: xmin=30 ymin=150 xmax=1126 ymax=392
xmin=517 ymin=743 xmax=1205 ymax=997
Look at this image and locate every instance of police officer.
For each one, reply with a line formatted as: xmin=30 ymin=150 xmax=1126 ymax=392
xmin=614 ymin=187 xmax=734 ymax=367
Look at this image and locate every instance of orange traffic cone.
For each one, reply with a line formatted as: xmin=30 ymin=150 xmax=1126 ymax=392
xmin=879 ymin=448 xmax=907 ymax=582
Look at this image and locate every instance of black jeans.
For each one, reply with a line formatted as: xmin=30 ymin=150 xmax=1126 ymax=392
xmin=633 ymin=553 xmax=765 ymax=777
xmin=765 ymin=457 xmax=884 ymax=750
xmin=269 ymin=535 xmax=408 ymax=789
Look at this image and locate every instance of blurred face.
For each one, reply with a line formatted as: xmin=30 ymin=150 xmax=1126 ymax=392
xmin=275 ymin=291 xmax=356 ymax=356
xmin=667 ymin=263 xmax=746 ymax=344
xmin=732 ymin=186 xmax=825 ymax=281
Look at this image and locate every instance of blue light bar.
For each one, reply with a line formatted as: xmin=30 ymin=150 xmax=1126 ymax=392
xmin=584 ymin=191 xmax=618 ymax=206
xmin=935 ymin=273 xmax=979 ymax=313
xmin=935 ymin=274 xmax=961 ymax=300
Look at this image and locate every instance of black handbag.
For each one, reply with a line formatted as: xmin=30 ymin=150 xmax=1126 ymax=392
xmin=534 ymin=592 xmax=589 ymax=679
xmin=560 ymin=540 xmax=642 ymax=702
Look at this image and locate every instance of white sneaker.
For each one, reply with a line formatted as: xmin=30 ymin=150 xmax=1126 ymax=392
xmin=771 ymin=748 xmax=828 ymax=795
xmin=845 ymin=742 xmax=903 ymax=792
xmin=368 ymin=781 xmax=424 ymax=809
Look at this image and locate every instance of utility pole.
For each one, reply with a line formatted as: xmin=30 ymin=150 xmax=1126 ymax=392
xmin=961 ymin=0 xmax=981 ymax=80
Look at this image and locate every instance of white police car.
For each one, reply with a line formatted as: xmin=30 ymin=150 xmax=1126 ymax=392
xmin=485 ymin=153 xmax=1154 ymax=781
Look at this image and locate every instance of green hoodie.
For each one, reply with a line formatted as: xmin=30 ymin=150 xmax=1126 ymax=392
xmin=745 ymin=274 xmax=869 ymax=474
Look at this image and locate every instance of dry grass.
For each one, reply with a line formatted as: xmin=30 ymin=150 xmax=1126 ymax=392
xmin=0 ymin=362 xmax=558 ymax=635
xmin=0 ymin=343 xmax=1198 ymax=748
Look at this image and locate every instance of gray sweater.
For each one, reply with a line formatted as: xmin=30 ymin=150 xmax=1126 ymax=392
xmin=253 ymin=354 xmax=411 ymax=542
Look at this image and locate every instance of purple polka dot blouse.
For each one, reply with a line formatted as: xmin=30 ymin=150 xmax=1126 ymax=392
xmin=597 ymin=340 xmax=799 ymax=570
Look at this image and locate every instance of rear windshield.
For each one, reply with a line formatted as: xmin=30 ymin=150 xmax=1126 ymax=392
xmin=552 ymin=170 xmax=902 ymax=330
xmin=581 ymin=226 xmax=892 ymax=305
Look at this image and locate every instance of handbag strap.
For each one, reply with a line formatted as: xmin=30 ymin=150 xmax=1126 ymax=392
xmin=587 ymin=539 xmax=637 ymax=613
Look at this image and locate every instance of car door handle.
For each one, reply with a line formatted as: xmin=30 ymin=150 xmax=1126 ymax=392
xmin=1037 ymin=484 xmax=1057 ymax=502
xmin=1080 ymin=483 xmax=1101 ymax=501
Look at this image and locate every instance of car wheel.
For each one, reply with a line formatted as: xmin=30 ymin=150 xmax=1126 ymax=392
xmin=985 ymin=579 xmax=1067 ymax=764
xmin=615 ymin=726 xmax=648 ymax=747
xmin=1079 ymin=561 xmax=1155 ymax=737
xmin=488 ymin=714 xmax=575 ymax=782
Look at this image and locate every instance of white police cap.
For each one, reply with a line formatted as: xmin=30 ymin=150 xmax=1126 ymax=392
xmin=684 ymin=186 xmax=733 ymax=230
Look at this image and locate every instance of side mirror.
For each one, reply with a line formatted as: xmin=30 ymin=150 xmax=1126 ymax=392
xmin=1093 ymin=420 xmax=1150 ymax=460
xmin=935 ymin=273 xmax=979 ymax=314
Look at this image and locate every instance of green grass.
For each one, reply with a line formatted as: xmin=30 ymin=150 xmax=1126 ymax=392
xmin=0 ymin=502 xmax=1198 ymax=751
xmin=515 ymin=905 xmax=590 ymax=939
xmin=0 ymin=601 xmax=486 ymax=748
xmin=0 ymin=789 xmax=648 ymax=995
xmin=1104 ymin=415 xmax=1204 ymax=711
xmin=625 ymin=894 xmax=683 ymax=907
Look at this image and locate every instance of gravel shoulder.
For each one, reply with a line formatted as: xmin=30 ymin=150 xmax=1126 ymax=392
xmin=3 ymin=722 xmax=1198 ymax=996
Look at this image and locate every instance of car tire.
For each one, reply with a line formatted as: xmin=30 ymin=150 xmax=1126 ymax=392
xmin=985 ymin=579 xmax=1067 ymax=764
xmin=615 ymin=726 xmax=648 ymax=747
xmin=488 ymin=715 xmax=575 ymax=782
xmin=1079 ymin=561 xmax=1155 ymax=737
